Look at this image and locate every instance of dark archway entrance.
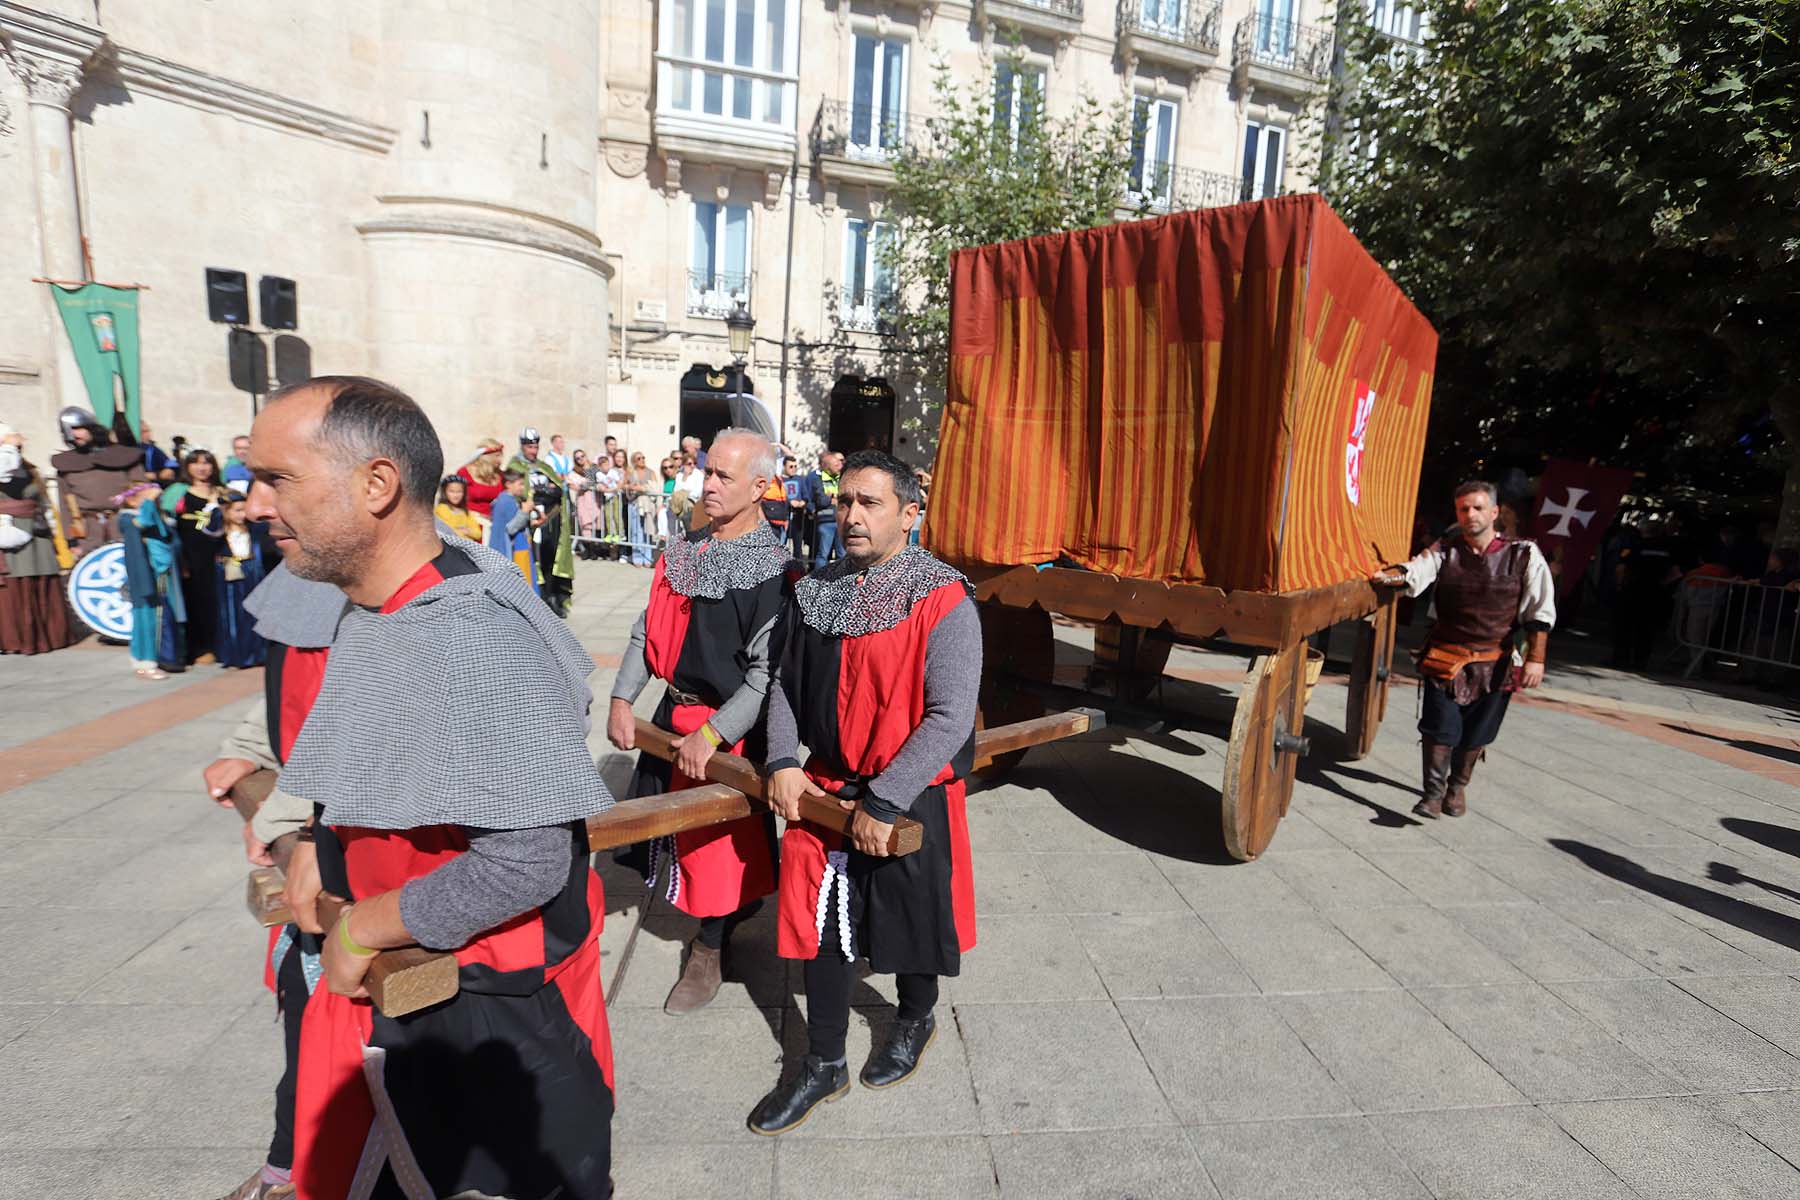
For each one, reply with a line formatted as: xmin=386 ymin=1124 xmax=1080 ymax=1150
xmin=828 ymin=374 xmax=895 ymax=454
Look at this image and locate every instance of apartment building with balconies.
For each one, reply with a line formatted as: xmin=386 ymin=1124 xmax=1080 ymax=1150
xmin=597 ymin=0 xmax=1348 ymax=464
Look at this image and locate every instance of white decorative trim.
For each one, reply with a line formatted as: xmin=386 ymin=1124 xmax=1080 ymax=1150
xmin=109 ymin=47 xmax=395 ymax=152
xmin=356 ymin=203 xmax=614 ymax=278
xmin=0 ymin=1 xmax=104 ymax=108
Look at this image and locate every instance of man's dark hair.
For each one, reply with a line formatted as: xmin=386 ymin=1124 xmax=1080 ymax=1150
xmin=1453 ymin=480 xmax=1497 ymax=505
xmin=842 ymin=449 xmax=922 ymax=507
xmin=502 ymin=468 xmax=526 ymax=483
xmin=270 ymin=375 xmax=442 ymax=510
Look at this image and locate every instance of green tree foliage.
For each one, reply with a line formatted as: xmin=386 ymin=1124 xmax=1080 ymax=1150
xmin=1322 ymin=0 xmax=1799 ymax=534
xmin=881 ymin=49 xmax=1138 ymax=379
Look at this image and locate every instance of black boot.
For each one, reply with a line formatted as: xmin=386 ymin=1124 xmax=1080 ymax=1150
xmin=1414 ymin=741 xmax=1452 ymax=818
xmin=861 ymin=1013 xmax=937 ymax=1089
xmin=747 ymin=1054 xmax=849 ymax=1136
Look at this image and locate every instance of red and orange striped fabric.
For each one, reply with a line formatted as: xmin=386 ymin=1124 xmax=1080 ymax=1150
xmin=926 ymin=194 xmax=1436 ymax=594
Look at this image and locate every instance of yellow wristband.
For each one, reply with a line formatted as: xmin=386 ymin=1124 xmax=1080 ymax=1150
xmin=337 ymin=907 xmax=378 ymax=958
xmin=698 ymin=723 xmax=724 ymax=748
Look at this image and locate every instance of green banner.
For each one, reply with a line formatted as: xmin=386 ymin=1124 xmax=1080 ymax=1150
xmin=47 ymin=283 xmax=142 ymax=440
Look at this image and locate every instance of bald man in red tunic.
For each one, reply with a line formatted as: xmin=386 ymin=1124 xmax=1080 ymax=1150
xmin=748 ymin=450 xmax=982 ymax=1135
xmin=608 ymin=428 xmax=788 ymax=1013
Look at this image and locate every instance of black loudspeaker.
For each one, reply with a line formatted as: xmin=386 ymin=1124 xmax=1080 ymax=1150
xmin=259 ymin=275 xmax=298 ymax=330
xmin=206 ymin=268 xmax=249 ymax=324
xmin=273 ymin=334 xmax=312 ymax=388
xmin=228 ymin=328 xmax=269 ymax=394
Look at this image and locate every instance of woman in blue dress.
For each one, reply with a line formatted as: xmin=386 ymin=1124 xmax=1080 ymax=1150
xmin=116 ymin=482 xmax=186 ymax=679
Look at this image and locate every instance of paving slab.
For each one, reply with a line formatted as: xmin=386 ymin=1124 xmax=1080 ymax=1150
xmin=776 ymin=1135 xmax=998 ymax=1199
xmin=1356 ymin=847 xmax=1534 ymax=908
xmin=957 ymin=1001 xmax=1174 ymax=1134
xmin=992 ymin=1127 xmax=1219 ymax=1199
xmin=1551 ymin=895 xmax=1780 ymax=978
xmin=0 ymin=1148 xmax=260 ymax=1200
xmin=1674 ymin=974 xmax=1800 ymax=1058
xmin=609 ymin=1005 xmax=786 ymax=1146
xmin=1367 ymin=1106 xmax=1638 ymax=1200
xmin=1032 ymin=850 xmax=1189 ymax=914
xmin=950 ymin=914 xmax=1108 ymax=1005
xmin=1412 ymin=984 xmax=1680 ymax=1102
xmin=1699 ymin=1089 xmax=1800 ymax=1170
xmin=0 ymin=906 xmax=188 ymax=1003
xmin=1187 ymin=1116 xmax=1430 ymax=1200
xmin=1264 ymin=847 xmax=1422 ymax=910
xmin=1326 ymin=905 xmax=1530 ymax=989
xmin=1546 ymin=978 xmax=1800 ymax=1092
xmin=1066 ymin=911 xmax=1256 ymax=1000
xmin=612 ymin=1140 xmax=774 ymax=1200
xmin=1202 ymin=909 xmax=1395 ymax=994
xmin=1441 ymin=901 xmax=1656 ymax=983
xmin=1275 ymin=991 xmax=1524 ymax=1113
xmin=1152 ymin=857 xmax=1310 ymax=915
xmin=1548 ymin=1096 xmax=1800 ymax=1200
xmin=1119 ymin=996 xmax=1357 ymax=1123
xmin=973 ymin=851 xmax=1063 ymax=915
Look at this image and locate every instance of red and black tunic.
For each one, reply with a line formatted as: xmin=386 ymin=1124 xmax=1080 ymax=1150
xmin=771 ymin=547 xmax=980 ymax=977
xmin=620 ymin=524 xmax=788 ymax=917
xmin=293 ymin=546 xmax=613 ymax=1200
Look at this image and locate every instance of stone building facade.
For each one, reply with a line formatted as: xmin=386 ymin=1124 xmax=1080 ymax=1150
xmin=0 ymin=0 xmax=1352 ymax=475
xmin=600 ymin=0 xmax=1342 ymax=467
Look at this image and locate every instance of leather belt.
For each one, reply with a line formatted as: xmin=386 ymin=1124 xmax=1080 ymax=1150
xmin=666 ymin=687 xmax=706 ymax=707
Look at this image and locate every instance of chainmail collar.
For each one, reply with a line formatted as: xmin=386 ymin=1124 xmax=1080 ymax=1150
xmin=661 ymin=520 xmax=787 ymax=600
xmin=795 ymin=544 xmax=971 ymax=638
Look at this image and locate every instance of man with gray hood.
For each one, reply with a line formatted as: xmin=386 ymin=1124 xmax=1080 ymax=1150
xmin=244 ymin=376 xmax=616 ymax=1200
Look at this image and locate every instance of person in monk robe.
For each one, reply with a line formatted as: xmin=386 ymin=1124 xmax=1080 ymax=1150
xmin=1373 ymin=480 xmax=1556 ymax=817
xmin=201 ymin=562 xmax=349 ymax=1200
xmin=748 ymin=450 xmax=982 ymax=1135
xmin=608 ymin=427 xmax=788 ymax=1013
xmin=246 ymin=376 xmax=616 ymax=1200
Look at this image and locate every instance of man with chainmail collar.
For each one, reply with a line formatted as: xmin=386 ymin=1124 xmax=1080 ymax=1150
xmin=245 ymin=377 xmax=617 ymax=1200
xmin=608 ymin=428 xmax=789 ymax=1013
xmin=748 ymin=450 xmax=982 ymax=1135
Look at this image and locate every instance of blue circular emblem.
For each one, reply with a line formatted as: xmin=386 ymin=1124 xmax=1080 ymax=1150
xmin=67 ymin=542 xmax=134 ymax=640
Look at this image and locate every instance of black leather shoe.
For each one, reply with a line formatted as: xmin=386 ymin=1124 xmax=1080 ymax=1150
xmin=747 ymin=1055 xmax=849 ymax=1135
xmin=861 ymin=1013 xmax=937 ymax=1089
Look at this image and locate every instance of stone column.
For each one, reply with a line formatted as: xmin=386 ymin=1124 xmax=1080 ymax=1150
xmin=2 ymin=39 xmax=95 ymax=415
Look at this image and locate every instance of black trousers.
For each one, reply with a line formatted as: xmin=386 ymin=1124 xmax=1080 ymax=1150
xmin=804 ymin=956 xmax=939 ymax=1062
xmin=267 ymin=929 xmax=316 ymax=1170
xmin=1418 ymin=678 xmax=1512 ymax=749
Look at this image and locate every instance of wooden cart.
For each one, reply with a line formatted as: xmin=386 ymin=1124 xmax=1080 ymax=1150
xmin=926 ymin=195 xmax=1436 ymax=859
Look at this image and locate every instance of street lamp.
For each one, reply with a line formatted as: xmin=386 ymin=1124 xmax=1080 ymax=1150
xmin=725 ymin=299 xmax=755 ymax=425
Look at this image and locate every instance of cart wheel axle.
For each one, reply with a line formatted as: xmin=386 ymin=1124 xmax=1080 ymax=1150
xmin=1273 ymin=730 xmax=1310 ymax=756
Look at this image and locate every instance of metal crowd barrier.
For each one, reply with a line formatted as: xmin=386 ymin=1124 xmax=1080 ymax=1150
xmin=1673 ymin=575 xmax=1800 ymax=678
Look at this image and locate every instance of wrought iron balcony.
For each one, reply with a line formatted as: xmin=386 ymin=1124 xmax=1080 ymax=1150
xmin=837 ymin=285 xmax=900 ymax=335
xmin=813 ymin=99 xmax=917 ymax=163
xmin=687 ymin=269 xmax=752 ymax=319
xmin=1117 ymin=0 xmax=1223 ymax=64
xmin=1233 ymin=14 xmax=1334 ymax=89
xmin=1126 ymin=164 xmax=1250 ymax=214
xmin=976 ymin=0 xmax=1084 ymax=41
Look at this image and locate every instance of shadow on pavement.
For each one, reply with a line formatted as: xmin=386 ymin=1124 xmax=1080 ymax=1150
xmin=1550 ymin=838 xmax=1800 ymax=955
xmin=1670 ymin=726 xmax=1800 ymax=768
xmin=1707 ymin=861 xmax=1800 ymax=908
xmin=1720 ymin=817 xmax=1800 ymax=861
xmin=997 ymin=746 xmax=1237 ymax=865
xmin=1299 ymin=758 xmax=1423 ymax=828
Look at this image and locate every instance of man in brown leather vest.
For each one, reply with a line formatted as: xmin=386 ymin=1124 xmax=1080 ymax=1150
xmin=1373 ymin=481 xmax=1556 ymax=817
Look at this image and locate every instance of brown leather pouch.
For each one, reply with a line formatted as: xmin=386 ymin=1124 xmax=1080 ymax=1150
xmin=1418 ymin=641 xmax=1504 ymax=683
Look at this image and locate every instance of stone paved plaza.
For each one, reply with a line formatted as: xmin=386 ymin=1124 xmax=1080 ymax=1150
xmin=4 ymin=560 xmax=1800 ymax=1198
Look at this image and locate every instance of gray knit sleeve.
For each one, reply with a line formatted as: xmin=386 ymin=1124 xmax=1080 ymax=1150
xmin=707 ymin=609 xmax=779 ymax=745
xmin=609 ymin=608 xmax=652 ymax=704
xmin=862 ymin=596 xmax=982 ymax=822
xmin=764 ymin=657 xmax=802 ymax=772
xmin=397 ymin=825 xmax=574 ymax=950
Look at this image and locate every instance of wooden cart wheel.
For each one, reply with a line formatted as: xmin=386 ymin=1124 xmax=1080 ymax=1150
xmin=1091 ymin=618 xmax=1175 ymax=702
xmin=1220 ymin=641 xmax=1309 ymax=861
xmin=975 ymin=603 xmax=1053 ymax=780
xmin=1343 ymin=595 xmax=1398 ymax=761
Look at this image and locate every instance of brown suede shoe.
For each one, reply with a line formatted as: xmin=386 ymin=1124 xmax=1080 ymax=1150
xmin=214 ymin=1170 xmax=294 ymax=1200
xmin=1413 ymin=741 xmax=1453 ymax=818
xmin=665 ymin=939 xmax=723 ymax=1014
xmin=1444 ymin=747 xmax=1482 ymax=817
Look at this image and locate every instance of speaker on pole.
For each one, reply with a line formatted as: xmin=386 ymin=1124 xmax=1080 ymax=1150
xmin=259 ymin=275 xmax=298 ymax=330
xmin=205 ymin=268 xmax=250 ymax=324
xmin=228 ymin=328 xmax=269 ymax=395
